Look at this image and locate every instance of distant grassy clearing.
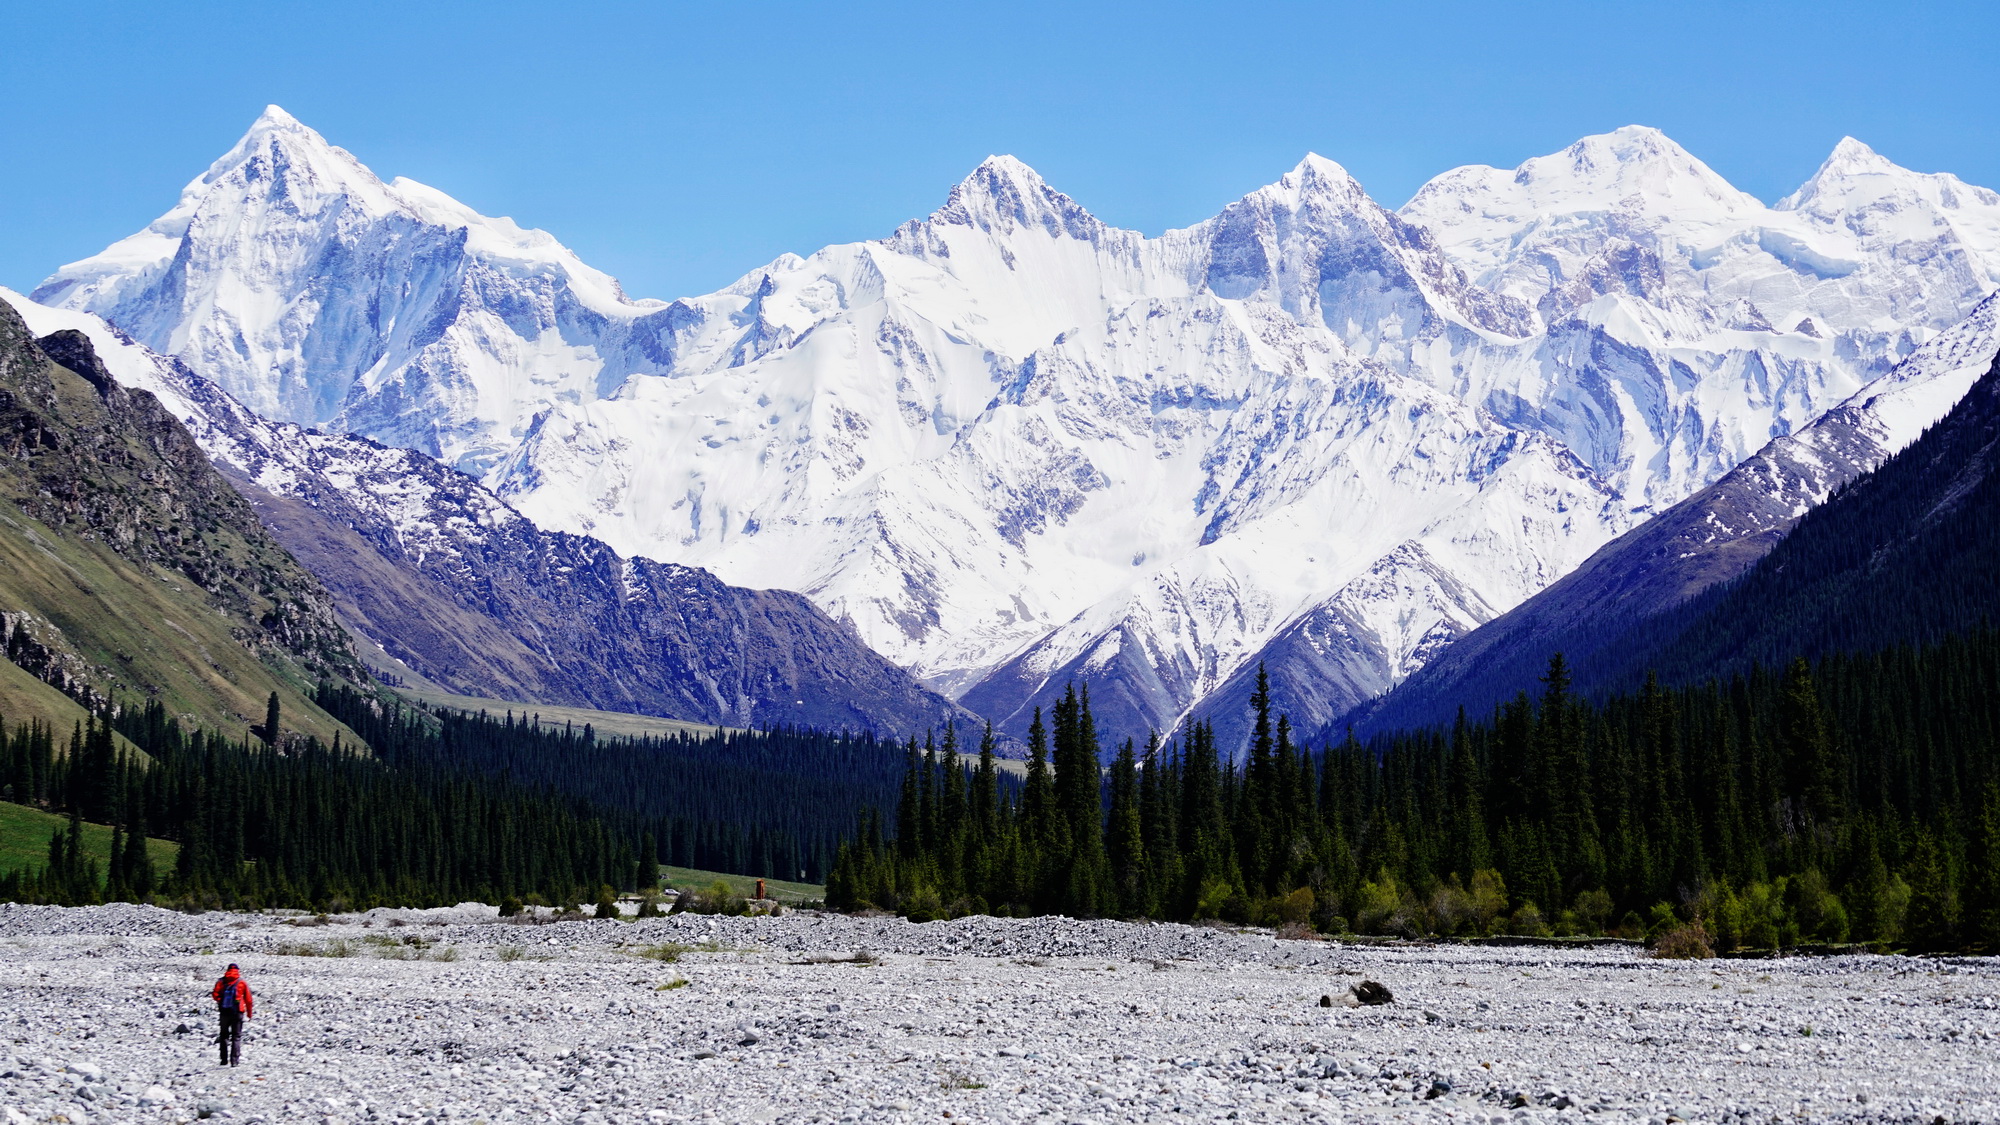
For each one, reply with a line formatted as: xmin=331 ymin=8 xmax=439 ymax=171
xmin=660 ymin=865 xmax=823 ymax=904
xmin=0 ymin=800 xmax=178 ymax=878
xmin=387 ymin=684 xmax=731 ymax=741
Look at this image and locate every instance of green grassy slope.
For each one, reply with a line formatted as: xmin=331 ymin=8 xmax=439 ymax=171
xmin=0 ymin=301 xmax=365 ymax=747
xmin=389 ymin=683 xmax=729 ymax=741
xmin=661 ymin=865 xmax=825 ymax=904
xmin=0 ymin=800 xmax=177 ymax=878
xmin=0 ymin=656 xmax=141 ymax=754
xmin=0 ymin=495 xmax=353 ymax=747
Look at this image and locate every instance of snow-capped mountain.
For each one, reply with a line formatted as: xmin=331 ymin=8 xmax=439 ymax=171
xmin=33 ymin=106 xmax=683 ymax=476
xmin=1342 ymin=288 xmax=2000 ymax=739
xmin=37 ymin=111 xmax=2000 ymax=749
xmin=2 ymin=287 xmax=976 ymax=737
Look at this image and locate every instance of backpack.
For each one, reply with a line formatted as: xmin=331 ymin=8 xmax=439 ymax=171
xmin=219 ymin=980 xmax=240 ymax=1011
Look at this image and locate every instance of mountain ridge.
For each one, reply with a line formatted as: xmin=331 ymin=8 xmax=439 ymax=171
xmin=37 ymin=110 xmax=2000 ymax=752
xmin=0 ymin=296 xmax=363 ymax=744
xmin=1347 ymin=289 xmax=2000 ymax=735
xmin=2 ymin=289 xmax=976 ymax=740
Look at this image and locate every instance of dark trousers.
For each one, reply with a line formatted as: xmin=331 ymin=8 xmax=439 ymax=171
xmin=218 ymin=1010 xmax=243 ymax=1065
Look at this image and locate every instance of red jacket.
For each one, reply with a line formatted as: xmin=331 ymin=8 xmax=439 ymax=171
xmin=212 ymin=971 xmax=253 ymax=1019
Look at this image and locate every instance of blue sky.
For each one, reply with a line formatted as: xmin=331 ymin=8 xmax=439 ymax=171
xmin=5 ymin=1 xmax=1997 ymax=300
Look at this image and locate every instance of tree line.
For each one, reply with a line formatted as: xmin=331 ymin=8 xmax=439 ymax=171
xmin=0 ymin=696 xmax=639 ymax=910
xmin=315 ymin=684 xmax=905 ymax=884
xmin=829 ymin=633 xmax=2000 ymax=953
xmin=1 ymin=680 xmax=918 ymax=908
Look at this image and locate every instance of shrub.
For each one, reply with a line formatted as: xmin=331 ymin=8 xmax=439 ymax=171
xmin=1469 ymin=870 xmax=1510 ymax=932
xmin=1354 ymin=873 xmax=1405 ymax=935
xmin=1428 ymin=879 xmax=1477 ymax=936
xmin=1651 ymin=921 xmax=1716 ymax=959
xmin=1790 ymin=869 xmax=1849 ymax=944
xmin=1193 ymin=879 xmax=1236 ymax=921
xmin=903 ymin=888 xmax=943 ymax=924
xmin=1508 ymin=901 xmax=1551 ymax=937
xmin=1572 ymin=888 xmax=1614 ymax=935
xmin=673 ymin=881 xmax=749 ymax=916
xmin=1645 ymin=901 xmax=1681 ymax=940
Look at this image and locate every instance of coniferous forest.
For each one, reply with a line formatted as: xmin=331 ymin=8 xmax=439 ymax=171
xmin=828 ymin=634 xmax=2000 ymax=954
xmin=0 ymin=684 xmax=910 ymax=908
xmin=316 ymin=683 xmax=903 ymax=883
xmin=0 ymin=698 xmax=634 ymax=909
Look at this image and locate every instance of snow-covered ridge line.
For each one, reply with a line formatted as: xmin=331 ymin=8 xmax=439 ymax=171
xmin=34 ymin=111 xmax=2000 ymax=748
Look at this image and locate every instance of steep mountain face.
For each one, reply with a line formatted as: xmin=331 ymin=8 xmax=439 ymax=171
xmin=32 ymin=106 xmax=682 ymax=477
xmin=39 ymin=112 xmax=2000 ymax=751
xmin=1353 ymin=291 xmax=2000 ymax=734
xmin=1624 ymin=342 xmax=2000 ymax=684
xmin=3 ymin=291 xmax=971 ymax=738
xmin=0 ymin=296 xmax=362 ymax=741
xmin=1399 ymin=127 xmax=2000 ymax=510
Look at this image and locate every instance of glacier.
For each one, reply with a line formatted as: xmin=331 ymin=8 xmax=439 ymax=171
xmin=34 ymin=110 xmax=2000 ymax=748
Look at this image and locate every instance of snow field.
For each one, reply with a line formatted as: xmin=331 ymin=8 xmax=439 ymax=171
xmin=1 ymin=905 xmax=1996 ymax=1124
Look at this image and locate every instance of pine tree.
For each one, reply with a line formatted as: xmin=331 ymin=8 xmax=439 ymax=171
xmin=1903 ymin=831 xmax=1961 ymax=952
xmin=1106 ymin=738 xmax=1146 ymax=916
xmin=262 ymin=692 xmax=282 ymax=747
xmin=635 ymin=832 xmax=660 ymax=893
xmin=1967 ymin=785 xmax=2000 ymax=951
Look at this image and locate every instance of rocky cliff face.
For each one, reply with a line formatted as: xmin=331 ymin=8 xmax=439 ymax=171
xmin=0 ymin=303 xmax=359 ymax=682
xmin=37 ymin=112 xmax=2000 ymax=752
xmin=0 ymin=296 xmax=363 ymax=738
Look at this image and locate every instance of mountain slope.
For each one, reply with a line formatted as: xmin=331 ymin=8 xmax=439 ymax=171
xmin=1352 ymin=291 xmax=2000 ymax=732
xmin=32 ymin=106 xmax=682 ymax=476
xmin=1611 ymin=344 xmax=2000 ymax=690
xmin=4 ymin=291 xmax=971 ymax=738
xmin=39 ymin=112 xmax=2000 ymax=752
xmin=0 ymin=297 xmax=362 ymax=743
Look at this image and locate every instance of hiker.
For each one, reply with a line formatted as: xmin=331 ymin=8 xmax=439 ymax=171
xmin=210 ymin=963 xmax=254 ymax=1066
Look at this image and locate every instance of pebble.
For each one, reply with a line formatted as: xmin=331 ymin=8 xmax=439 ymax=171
xmin=0 ymin=903 xmax=1993 ymax=1123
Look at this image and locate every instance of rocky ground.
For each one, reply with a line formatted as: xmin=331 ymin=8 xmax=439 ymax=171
xmin=0 ymin=904 xmax=1995 ymax=1125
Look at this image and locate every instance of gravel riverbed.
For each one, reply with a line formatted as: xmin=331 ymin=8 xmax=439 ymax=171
xmin=0 ymin=904 xmax=1994 ymax=1124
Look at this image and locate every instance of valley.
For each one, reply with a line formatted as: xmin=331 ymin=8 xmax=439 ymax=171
xmin=1 ymin=904 xmax=1994 ymax=1125
xmin=31 ymin=110 xmax=2000 ymax=750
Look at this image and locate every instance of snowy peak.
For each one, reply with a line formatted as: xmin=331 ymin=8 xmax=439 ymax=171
xmin=32 ymin=106 xmax=676 ymax=468
xmin=928 ymin=154 xmax=1105 ymax=241
xmin=1772 ymin=136 xmax=2000 ymax=293
xmin=1195 ymin=149 xmax=1533 ymax=340
xmin=1532 ymin=125 xmax=1754 ymax=211
xmin=1778 ymin=135 xmax=2000 ymax=221
xmin=1405 ymin=125 xmax=1759 ymax=236
xmin=1823 ymin=136 xmax=1897 ymax=175
xmin=1778 ymin=136 xmax=1916 ymax=212
xmin=190 ymin=103 xmax=403 ymax=219
xmin=1258 ymin=152 xmax=1373 ymax=208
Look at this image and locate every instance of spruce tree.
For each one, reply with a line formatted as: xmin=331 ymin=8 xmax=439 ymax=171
xmin=1967 ymin=785 xmax=2000 ymax=951
xmin=1903 ymin=831 xmax=1961 ymax=952
xmin=1778 ymin=658 xmax=1839 ymax=827
xmin=635 ymin=832 xmax=660 ymax=893
xmin=1106 ymin=738 xmax=1146 ymax=916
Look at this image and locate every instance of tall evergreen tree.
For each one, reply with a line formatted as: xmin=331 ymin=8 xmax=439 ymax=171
xmin=262 ymin=692 xmax=282 ymax=747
